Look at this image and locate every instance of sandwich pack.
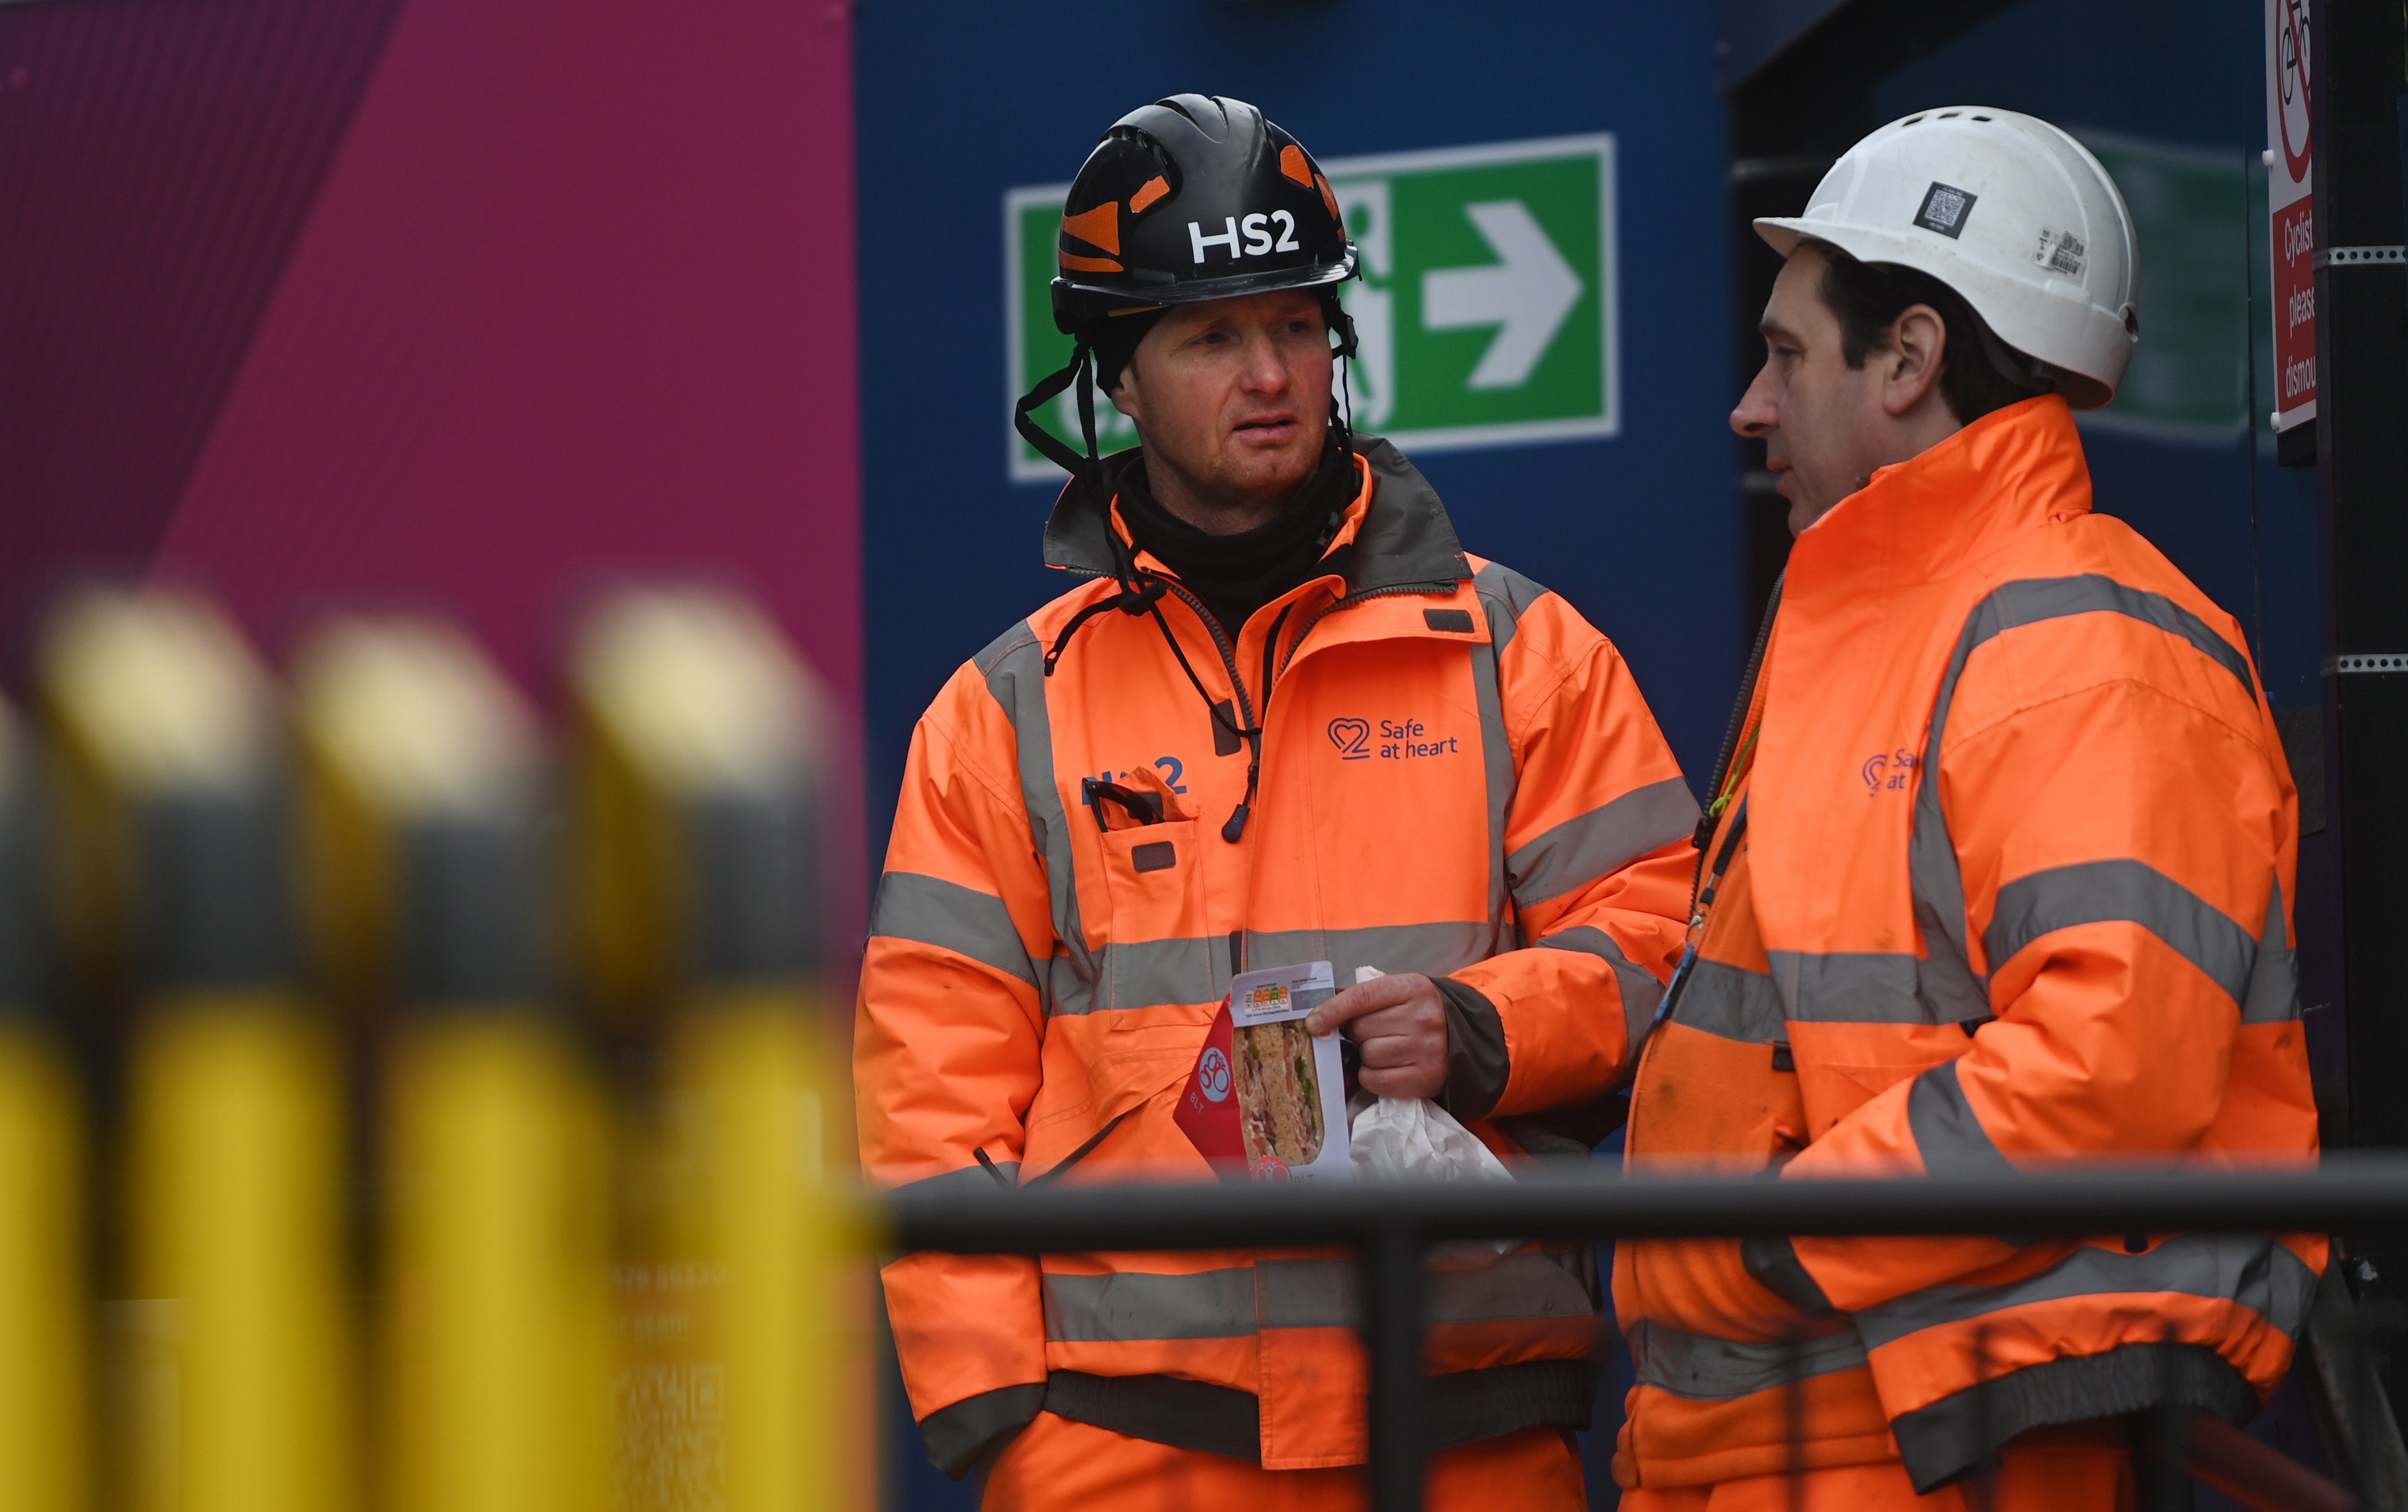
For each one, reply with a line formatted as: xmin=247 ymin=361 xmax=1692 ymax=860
xmin=1173 ymin=960 xmax=1351 ymax=1183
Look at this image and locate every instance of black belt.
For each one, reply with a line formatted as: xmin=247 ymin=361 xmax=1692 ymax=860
xmin=1040 ymin=1358 xmax=1599 ymax=1462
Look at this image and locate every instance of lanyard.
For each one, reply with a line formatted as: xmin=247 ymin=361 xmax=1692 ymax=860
xmin=1647 ymin=793 xmax=1750 ymax=1043
xmin=1609 ymin=787 xmax=1749 ymax=1093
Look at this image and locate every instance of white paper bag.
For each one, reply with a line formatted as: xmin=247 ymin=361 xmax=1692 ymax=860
xmin=1348 ymin=1093 xmax=1514 ymax=1184
xmin=1343 ymin=967 xmax=1517 ymax=1265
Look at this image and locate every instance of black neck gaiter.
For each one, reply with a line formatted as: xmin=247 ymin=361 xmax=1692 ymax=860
xmin=1114 ymin=437 xmax=1356 ymax=640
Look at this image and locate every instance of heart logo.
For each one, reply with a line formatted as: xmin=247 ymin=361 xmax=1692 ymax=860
xmin=1326 ymin=717 xmax=1371 ymax=760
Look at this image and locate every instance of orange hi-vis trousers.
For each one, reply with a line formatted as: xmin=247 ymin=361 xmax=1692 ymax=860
xmin=1622 ymin=1422 xmax=2135 ymax=1511
xmin=980 ymin=1414 xmax=1588 ymax=1511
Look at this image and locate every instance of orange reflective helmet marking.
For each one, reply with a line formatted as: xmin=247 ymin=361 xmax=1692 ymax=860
xmin=1279 ymin=144 xmax=1315 ymax=188
xmin=1059 ymin=253 xmax=1123 ymax=274
xmin=1130 ymin=176 xmax=1170 ymax=214
xmin=1316 ymin=173 xmax=1342 ymax=229
xmin=1060 ymin=200 xmax=1121 ymax=256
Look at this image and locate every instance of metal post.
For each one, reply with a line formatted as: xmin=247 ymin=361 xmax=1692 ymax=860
xmin=2316 ymin=0 xmax=2408 ymax=1156
xmin=1360 ymin=1222 xmax=1426 ymax=1512
xmin=298 ymin=618 xmax=614 ymax=1512
xmin=1970 ymin=1324 xmax=1996 ymax=1512
xmin=573 ymin=589 xmax=861 ymax=1512
xmin=43 ymin=589 xmax=351 ymax=1512
xmin=2145 ymin=1330 xmax=2192 ymax=1512
xmin=1782 ymin=1330 xmax=1806 ymax=1512
xmin=0 ymin=716 xmax=82 ymax=1512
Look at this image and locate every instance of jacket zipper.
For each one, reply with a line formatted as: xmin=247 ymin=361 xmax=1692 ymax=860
xmin=1278 ymin=582 xmax=1456 ymax=679
xmin=1154 ymin=578 xmax=1258 ymax=736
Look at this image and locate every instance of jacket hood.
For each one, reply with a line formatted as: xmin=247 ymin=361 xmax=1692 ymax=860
xmin=1041 ymin=435 xmax=1471 ymax=595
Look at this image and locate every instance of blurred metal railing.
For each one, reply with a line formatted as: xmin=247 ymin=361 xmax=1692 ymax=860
xmin=0 ymin=582 xmax=863 ymax=1512
xmin=886 ymin=1163 xmax=2408 ymax=1512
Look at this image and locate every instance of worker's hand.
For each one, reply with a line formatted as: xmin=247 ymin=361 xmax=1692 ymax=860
xmin=1304 ymin=972 xmax=1449 ymax=1101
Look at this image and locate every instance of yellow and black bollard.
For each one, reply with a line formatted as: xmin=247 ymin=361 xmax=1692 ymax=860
xmin=294 ymin=617 xmax=611 ymax=1512
xmin=41 ymin=587 xmax=348 ymax=1512
xmin=0 ymin=700 xmax=87 ymax=1512
xmin=570 ymin=589 xmax=863 ymax=1512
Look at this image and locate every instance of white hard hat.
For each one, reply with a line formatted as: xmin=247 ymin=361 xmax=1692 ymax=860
xmin=1755 ymin=107 xmax=2139 ymax=410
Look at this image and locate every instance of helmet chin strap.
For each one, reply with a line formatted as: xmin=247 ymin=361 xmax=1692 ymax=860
xmin=1325 ymin=293 xmax=1361 ymax=456
xmin=1013 ymin=341 xmax=1103 ymax=488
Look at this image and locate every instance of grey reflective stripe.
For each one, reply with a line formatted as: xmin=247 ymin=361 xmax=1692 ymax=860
xmin=1106 ymin=935 xmax=1220 ymax=1015
xmin=870 ymin=870 xmax=1036 ymax=988
xmin=1040 ymin=953 xmax=1084 ymax=1016
xmin=1044 ymin=1268 xmax=1258 ymax=1342
xmin=1854 ymin=1230 xmax=2320 ymax=1353
xmin=1041 ymin=1250 xmax=1598 ymax=1343
xmin=1507 ymin=778 xmax=1701 ymax=909
xmin=1041 ymin=936 xmax=1227 ymax=1016
xmin=1472 ymin=559 xmax=1550 ymax=659
xmin=1536 ymin=925 xmax=1664 ymax=1047
xmin=1258 ymin=1249 xmax=1600 ymax=1329
xmin=1676 ymin=958 xmax=1784 ymax=1044
xmin=978 ymin=624 xmax=1092 ymax=999
xmin=1984 ymin=858 xmax=2257 ymax=1003
xmin=1905 ymin=1061 xmax=2016 ymax=1178
xmin=1468 ymin=612 xmax=1519 ymax=946
xmin=1243 ymin=919 xmax=1510 ymax=984
xmin=1899 ymin=575 xmax=2259 ymax=1031
xmin=1627 ymin=1318 xmax=1869 ymax=1401
xmin=2240 ymin=880 xmax=2302 ymax=1024
xmin=1766 ymin=949 xmax=1931 ymax=1024
xmin=891 ymin=1162 xmax=1018 ymax=1197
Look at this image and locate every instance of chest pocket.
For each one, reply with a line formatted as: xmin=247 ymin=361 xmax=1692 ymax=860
xmin=1096 ymin=819 xmax=1210 ymax=1006
xmin=1084 ymin=816 xmax=1215 ymax=1129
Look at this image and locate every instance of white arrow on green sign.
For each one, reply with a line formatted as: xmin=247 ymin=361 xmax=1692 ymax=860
xmin=1004 ymin=133 xmax=1619 ymax=482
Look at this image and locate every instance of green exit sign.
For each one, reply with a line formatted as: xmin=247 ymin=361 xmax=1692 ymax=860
xmin=1004 ymin=133 xmax=1619 ymax=483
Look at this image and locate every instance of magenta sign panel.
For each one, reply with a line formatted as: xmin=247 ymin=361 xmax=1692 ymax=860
xmin=0 ymin=0 xmax=863 ymax=965
xmin=2266 ymin=0 xmax=2315 ymax=434
xmin=159 ymin=0 xmax=859 ymax=696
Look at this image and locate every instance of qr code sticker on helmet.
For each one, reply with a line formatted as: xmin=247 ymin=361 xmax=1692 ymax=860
xmin=1913 ymin=181 xmax=1977 ymax=237
xmin=2034 ymin=228 xmax=2087 ymax=277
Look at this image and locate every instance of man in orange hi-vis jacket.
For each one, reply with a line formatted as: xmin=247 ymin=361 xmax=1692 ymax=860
xmin=1613 ymin=108 xmax=2324 ymax=1511
xmin=855 ymin=95 xmax=1698 ymax=1508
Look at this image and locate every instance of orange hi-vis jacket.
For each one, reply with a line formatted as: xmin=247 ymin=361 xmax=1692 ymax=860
xmin=858 ymin=438 xmax=1698 ymax=1478
xmin=1614 ymin=396 xmax=2324 ymax=1496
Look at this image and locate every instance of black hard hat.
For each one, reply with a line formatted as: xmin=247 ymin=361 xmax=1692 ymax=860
xmin=1050 ymin=94 xmax=1357 ymax=335
xmin=1016 ymin=95 xmax=1359 ymax=486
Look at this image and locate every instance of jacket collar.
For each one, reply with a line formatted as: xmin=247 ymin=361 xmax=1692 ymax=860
xmin=1786 ymin=395 xmax=2092 ymax=593
xmin=1040 ymin=435 xmax=1470 ymax=594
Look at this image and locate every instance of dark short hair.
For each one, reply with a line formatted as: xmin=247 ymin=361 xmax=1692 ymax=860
xmin=1809 ymin=242 xmax=2052 ymax=424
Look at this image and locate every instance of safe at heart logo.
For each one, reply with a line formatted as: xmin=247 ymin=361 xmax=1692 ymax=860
xmin=1326 ymin=718 xmax=1371 ymax=760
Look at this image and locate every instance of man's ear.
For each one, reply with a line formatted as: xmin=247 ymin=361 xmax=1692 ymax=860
xmin=1881 ymin=303 xmax=1948 ymax=418
xmin=1107 ymin=364 xmax=1143 ymax=426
